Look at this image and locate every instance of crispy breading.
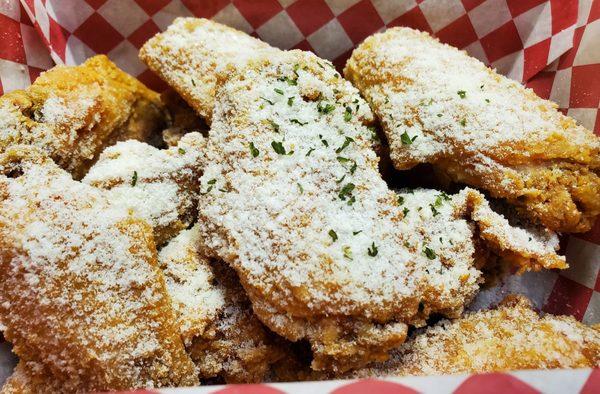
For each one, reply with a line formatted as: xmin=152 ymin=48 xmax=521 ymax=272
xmin=344 ymin=27 xmax=600 ymax=233
xmin=140 ymin=18 xmax=277 ymax=123
xmin=142 ymin=18 xmax=564 ymax=372
xmin=187 ymin=259 xmax=287 ymax=383
xmin=158 ymin=225 xmax=285 ymax=382
xmin=82 ymin=132 xmax=205 ymax=245
xmin=0 ymin=147 xmax=198 ymax=392
xmin=346 ymin=295 xmax=600 ymax=377
xmin=0 ymin=55 xmax=166 ymax=179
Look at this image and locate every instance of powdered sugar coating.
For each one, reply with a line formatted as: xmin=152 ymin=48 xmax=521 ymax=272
xmin=0 ymin=147 xmax=197 ymax=390
xmin=83 ymin=132 xmax=205 ymax=245
xmin=344 ymin=27 xmax=600 ymax=233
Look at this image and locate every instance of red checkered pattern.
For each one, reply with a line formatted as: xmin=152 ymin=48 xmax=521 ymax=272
xmin=0 ymin=0 xmax=599 ymax=390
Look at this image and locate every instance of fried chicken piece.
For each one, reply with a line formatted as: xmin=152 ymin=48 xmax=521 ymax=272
xmin=344 ymin=27 xmax=600 ymax=233
xmin=158 ymin=226 xmax=286 ymax=383
xmin=142 ymin=19 xmax=564 ymax=372
xmin=0 ymin=147 xmax=198 ymax=392
xmin=187 ymin=259 xmax=287 ymax=383
xmin=140 ymin=17 xmax=277 ymax=123
xmin=346 ymin=295 xmax=600 ymax=377
xmin=161 ymin=89 xmax=208 ymax=146
xmin=82 ymin=132 xmax=204 ymax=246
xmin=0 ymin=55 xmax=166 ymax=179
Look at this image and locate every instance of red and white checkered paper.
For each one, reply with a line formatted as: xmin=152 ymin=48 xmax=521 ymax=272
xmin=0 ymin=0 xmax=599 ymax=392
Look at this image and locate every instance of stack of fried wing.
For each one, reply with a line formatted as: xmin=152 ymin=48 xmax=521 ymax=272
xmin=141 ymin=18 xmax=566 ymax=373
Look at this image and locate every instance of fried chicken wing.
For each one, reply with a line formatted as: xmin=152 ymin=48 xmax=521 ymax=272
xmin=0 ymin=55 xmax=166 ymax=179
xmin=82 ymin=132 xmax=204 ymax=245
xmin=140 ymin=18 xmax=277 ymax=123
xmin=344 ymin=27 xmax=600 ymax=233
xmin=346 ymin=295 xmax=600 ymax=377
xmin=141 ymin=19 xmax=565 ymax=372
xmin=0 ymin=147 xmax=198 ymax=392
xmin=158 ymin=225 xmax=286 ymax=383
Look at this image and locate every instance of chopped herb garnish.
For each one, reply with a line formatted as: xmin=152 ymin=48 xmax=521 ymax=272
xmin=485 ymin=98 xmax=490 ymax=103
xmin=344 ymin=106 xmax=352 ymax=122
xmin=404 ymin=241 xmax=411 ymax=248
xmin=336 ymin=174 xmax=346 ymax=184
xmin=178 ymin=148 xmax=186 ymax=154
xmin=279 ymin=76 xmax=298 ymax=86
xmin=338 ymin=183 xmax=355 ymax=201
xmin=403 ymin=207 xmax=410 ymax=216
xmin=353 ymin=230 xmax=362 ymax=235
xmin=287 ymin=96 xmax=294 ymax=106
xmin=261 ymin=97 xmax=274 ymax=105
xmin=397 ymin=196 xmax=404 ymax=205
xmin=423 ymin=246 xmax=436 ymax=260
xmin=249 ymin=142 xmax=259 ymax=157
xmin=400 ymin=131 xmax=416 ymax=145
xmin=437 ymin=113 xmax=443 ymax=117
xmin=317 ymin=102 xmax=335 ymax=114
xmin=271 ymin=141 xmax=286 ymax=155
xmin=131 ymin=171 xmax=138 ymax=187
xmin=328 ymin=229 xmax=338 ymax=242
xmin=191 ymin=79 xmax=196 ymax=87
xmin=350 ymin=161 xmax=357 ymax=174
xmin=297 ymin=182 xmax=304 ymax=194
xmin=430 ymin=204 xmax=440 ymax=216
xmin=218 ymin=188 xmax=228 ymax=192
xmin=291 ymin=119 xmax=308 ymax=126
xmin=200 ymin=178 xmax=217 ymax=195
xmin=342 ymin=246 xmax=353 ymax=260
xmin=460 ymin=118 xmax=466 ymax=126
xmin=457 ymin=90 xmax=466 ymax=99
xmin=319 ymin=135 xmax=329 ymax=147
xmin=335 ymin=136 xmax=354 ymax=153
xmin=274 ymin=88 xmax=284 ymax=95
xmin=337 ymin=156 xmax=351 ymax=164
xmin=367 ymin=242 xmax=378 ymax=257
xmin=268 ymin=120 xmax=280 ymax=132
xmin=306 ymin=148 xmax=315 ymax=156
xmin=347 ymin=196 xmax=356 ymax=205
xmin=480 ymin=84 xmax=484 ymax=89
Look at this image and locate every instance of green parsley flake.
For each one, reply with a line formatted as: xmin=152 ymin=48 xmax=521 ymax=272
xmin=423 ymin=247 xmax=436 ymax=260
xmin=178 ymin=148 xmax=186 ymax=154
xmin=191 ymin=79 xmax=196 ymax=87
xmin=297 ymin=183 xmax=304 ymax=194
xmin=367 ymin=242 xmax=378 ymax=257
xmin=337 ymin=156 xmax=351 ymax=164
xmin=328 ymin=229 xmax=338 ymax=242
xmin=306 ymin=148 xmax=315 ymax=156
xmin=485 ymin=98 xmax=490 ymax=103
xmin=400 ymin=131 xmax=417 ymax=145
xmin=271 ymin=141 xmax=286 ymax=155
xmin=403 ymin=207 xmax=410 ymax=216
xmin=397 ymin=196 xmax=404 ymax=205
xmin=430 ymin=204 xmax=440 ymax=216
xmin=343 ymin=246 xmax=353 ymax=260
xmin=336 ymin=174 xmax=346 ymax=184
xmin=268 ymin=120 xmax=280 ymax=132
xmin=201 ymin=178 xmax=217 ymax=195
xmin=353 ymin=230 xmax=362 ymax=235
xmin=287 ymin=96 xmax=294 ymax=106
xmin=460 ymin=119 xmax=467 ymax=126
xmin=318 ymin=102 xmax=335 ymax=114
xmin=457 ymin=90 xmax=466 ymax=99
xmin=131 ymin=171 xmax=138 ymax=187
xmin=261 ymin=97 xmax=274 ymax=105
xmin=338 ymin=183 xmax=355 ymax=201
xmin=249 ymin=142 xmax=259 ymax=157
xmin=291 ymin=119 xmax=308 ymax=126
xmin=344 ymin=106 xmax=352 ymax=122
xmin=335 ymin=136 xmax=354 ymax=153
xmin=274 ymin=88 xmax=284 ymax=95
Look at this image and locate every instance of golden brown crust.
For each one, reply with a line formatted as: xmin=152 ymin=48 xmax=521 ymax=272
xmin=347 ymin=295 xmax=600 ymax=377
xmin=344 ymin=27 xmax=600 ymax=233
xmin=187 ymin=260 xmax=286 ymax=383
xmin=0 ymin=146 xmax=197 ymax=391
xmin=0 ymin=55 xmax=166 ymax=179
